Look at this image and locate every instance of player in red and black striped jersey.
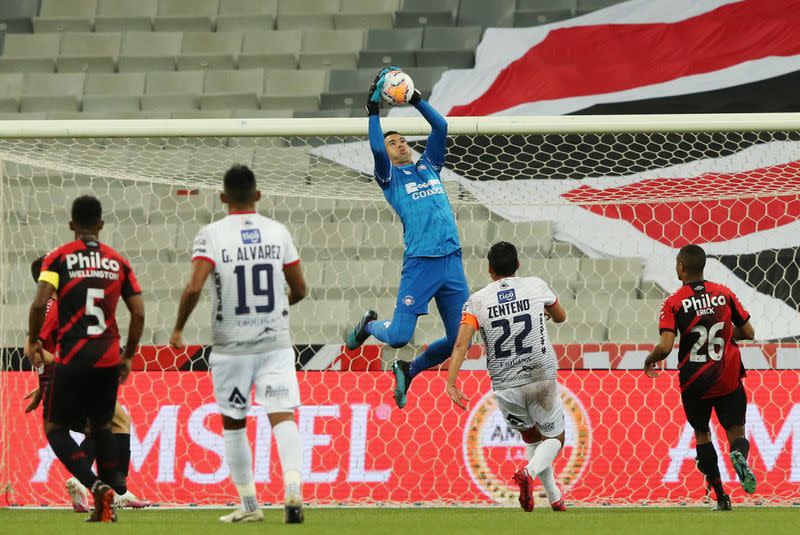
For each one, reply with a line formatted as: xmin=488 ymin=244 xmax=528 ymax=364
xmin=25 ymin=196 xmax=145 ymax=523
xmin=644 ymin=244 xmax=756 ymax=511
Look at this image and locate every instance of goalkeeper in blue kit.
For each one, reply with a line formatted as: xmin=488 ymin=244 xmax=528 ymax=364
xmin=345 ymin=67 xmax=470 ymax=409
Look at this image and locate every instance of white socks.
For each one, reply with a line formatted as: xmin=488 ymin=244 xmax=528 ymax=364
xmin=223 ymin=428 xmax=258 ymax=512
xmin=272 ymin=420 xmax=303 ymax=504
xmin=525 ymin=439 xmax=563 ymax=503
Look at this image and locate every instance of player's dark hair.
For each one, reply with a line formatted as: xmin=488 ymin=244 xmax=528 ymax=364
xmin=383 ymin=130 xmax=401 ymax=139
xmin=30 ymin=256 xmax=45 ymax=283
xmin=71 ymin=195 xmax=103 ymax=229
xmin=678 ymin=244 xmax=706 ymax=275
xmin=488 ymin=241 xmax=519 ymax=277
xmin=223 ymin=164 xmax=257 ymax=204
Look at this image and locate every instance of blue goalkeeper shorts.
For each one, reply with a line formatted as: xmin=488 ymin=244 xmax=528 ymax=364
xmin=394 ymin=250 xmax=469 ymax=316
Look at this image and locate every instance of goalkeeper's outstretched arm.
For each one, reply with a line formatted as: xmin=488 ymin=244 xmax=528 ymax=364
xmin=414 ymin=97 xmax=448 ymax=168
xmin=368 ymin=114 xmax=391 ymax=182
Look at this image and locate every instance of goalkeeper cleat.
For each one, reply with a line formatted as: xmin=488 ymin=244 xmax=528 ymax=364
xmin=730 ymin=450 xmax=757 ymax=494
xmin=114 ymin=490 xmax=151 ymax=509
xmin=86 ymin=481 xmax=116 ymax=523
xmin=219 ymin=508 xmax=264 ymax=523
xmin=346 ymin=310 xmax=377 ymax=350
xmin=513 ymin=468 xmax=535 ymax=512
xmin=712 ymin=494 xmax=732 ymax=511
xmin=66 ymin=477 xmax=90 ymax=513
xmin=392 ymin=359 xmax=412 ymax=409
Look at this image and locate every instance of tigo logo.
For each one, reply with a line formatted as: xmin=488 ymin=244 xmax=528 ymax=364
xmin=497 ymin=289 xmax=516 ymax=304
xmin=241 ymin=229 xmax=261 ymax=244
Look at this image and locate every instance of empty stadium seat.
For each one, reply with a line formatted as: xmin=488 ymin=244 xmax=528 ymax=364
xmin=177 ymin=31 xmax=242 ymax=70
xmin=321 ymin=68 xmax=376 ymax=109
xmin=395 ymin=0 xmax=457 ymax=28
xmin=200 ymin=68 xmax=263 ymax=109
xmin=261 ymin=69 xmax=326 ymax=112
xmin=110 ymin=223 xmax=179 ymax=261
xmin=57 ymin=32 xmax=121 ymax=73
xmin=574 ymin=257 xmax=642 ymax=299
xmin=417 ymin=26 xmax=482 ymax=69
xmin=276 ymin=0 xmax=337 ymax=30
xmin=118 ymin=31 xmax=182 ymax=72
xmin=0 ymin=73 xmax=23 ymax=112
xmin=142 ymin=70 xmax=204 ymax=111
xmin=334 ymin=0 xmax=397 ymax=30
xmin=578 ymin=0 xmax=622 ymax=12
xmin=82 ymin=72 xmax=144 ymax=113
xmin=149 ymin=189 xmax=220 ymax=224
xmin=290 ymin=299 xmax=350 ymax=344
xmin=154 ymin=0 xmax=218 ymax=32
xmin=607 ymin=299 xmax=663 ymax=343
xmin=20 ymin=72 xmax=85 ymax=112
xmin=300 ymin=29 xmax=364 ymax=70
xmin=358 ymin=28 xmax=422 ymax=69
xmin=513 ymin=9 xmax=572 ymax=27
xmin=239 ymin=30 xmax=301 ymax=69
xmin=458 ymin=0 xmax=515 ymax=28
xmin=0 ymin=33 xmax=61 ymax=73
xmin=33 ymin=0 xmax=96 ymax=33
xmin=216 ymin=0 xmax=276 ymax=32
xmin=0 ymin=0 xmax=38 ymax=35
xmin=491 ymin=220 xmax=553 ymax=257
xmin=95 ymin=0 xmax=157 ymax=31
xmin=526 ymin=258 xmax=579 ymax=299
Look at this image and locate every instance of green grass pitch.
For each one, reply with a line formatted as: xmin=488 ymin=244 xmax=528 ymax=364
xmin=1 ymin=507 xmax=798 ymax=535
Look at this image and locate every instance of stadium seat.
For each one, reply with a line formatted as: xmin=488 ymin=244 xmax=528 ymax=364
xmin=95 ymin=0 xmax=157 ymax=31
xmin=608 ymin=299 xmax=663 ymax=343
xmin=578 ymin=0 xmax=622 ymax=12
xmin=110 ymin=223 xmax=179 ymax=262
xmin=0 ymin=0 xmax=38 ymax=35
xmin=526 ymin=258 xmax=579 ymax=299
xmin=276 ymin=0 xmax=338 ymax=30
xmin=142 ymin=70 xmax=204 ymax=111
xmin=574 ymin=257 xmax=642 ymax=299
xmin=638 ymin=280 xmax=668 ymax=300
xmin=20 ymin=72 xmax=85 ymax=113
xmin=549 ymin=240 xmax=585 ymax=259
xmin=216 ymin=0 xmax=276 ymax=31
xmin=513 ymin=9 xmax=573 ymax=27
xmin=334 ymin=0 xmax=397 ymax=30
xmin=321 ymin=68 xmax=376 ymax=110
xmin=149 ymin=189 xmax=220 ymax=224
xmin=33 ymin=0 xmax=97 ymax=33
xmin=0 ymin=73 xmax=23 ymax=112
xmin=458 ymin=220 xmax=492 ymax=255
xmin=154 ymin=0 xmax=219 ymax=32
xmin=0 ymin=33 xmax=62 ymax=73
xmin=232 ymin=108 xmax=294 ymax=118
xmin=82 ymin=72 xmax=144 ymax=113
xmin=57 ymin=32 xmax=121 ymax=73
xmin=239 ymin=30 xmax=301 ymax=69
xmin=458 ymin=0 xmax=515 ymax=28
xmin=3 ymin=223 xmax=71 ymax=260
xmin=394 ymin=0 xmax=457 ymax=28
xmin=260 ymin=69 xmax=327 ymax=112
xmin=177 ymin=32 xmax=242 ymax=71
xmin=300 ymin=29 xmax=364 ymax=70
xmin=200 ymin=68 xmax=263 ymax=110
xmin=324 ymin=260 xmax=386 ymax=294
xmin=2 ymin=263 xmax=37 ymax=303
xmin=491 ymin=220 xmax=553 ymax=257
xmin=408 ymin=66 xmax=446 ymax=94
xmin=253 ymin=146 xmax=311 ymax=182
xmin=290 ymin=299 xmax=351 ymax=344
xmin=517 ymin=0 xmax=577 ymax=8
xmin=118 ymin=31 xmax=182 ymax=72
xmin=417 ymin=26 xmax=482 ymax=69
xmin=358 ymin=28 xmax=422 ymax=69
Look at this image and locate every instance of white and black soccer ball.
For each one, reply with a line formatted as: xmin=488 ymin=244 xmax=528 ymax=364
xmin=380 ymin=70 xmax=415 ymax=106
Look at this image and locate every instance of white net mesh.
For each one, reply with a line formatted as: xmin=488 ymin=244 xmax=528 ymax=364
xmin=1 ymin=120 xmax=799 ymax=507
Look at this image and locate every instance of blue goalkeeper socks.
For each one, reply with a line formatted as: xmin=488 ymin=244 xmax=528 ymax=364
xmin=408 ymin=336 xmax=452 ymax=378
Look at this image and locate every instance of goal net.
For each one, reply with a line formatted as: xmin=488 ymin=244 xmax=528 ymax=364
xmin=1 ymin=115 xmax=799 ymax=507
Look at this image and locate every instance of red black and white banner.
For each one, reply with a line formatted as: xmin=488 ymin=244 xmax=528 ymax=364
xmin=398 ymin=0 xmax=800 ymax=117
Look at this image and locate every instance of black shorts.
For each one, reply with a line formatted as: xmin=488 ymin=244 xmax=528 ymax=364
xmin=681 ymin=382 xmax=747 ymax=433
xmin=43 ymin=364 xmax=120 ymax=429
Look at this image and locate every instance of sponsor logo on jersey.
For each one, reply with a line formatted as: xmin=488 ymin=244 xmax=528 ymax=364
xmin=241 ymin=229 xmax=261 ymax=244
xmin=405 ymin=182 xmax=419 ymax=193
xmin=463 ymin=387 xmax=591 ymax=505
xmin=681 ymin=293 xmax=727 ymax=313
xmin=497 ymin=289 xmax=516 ymax=304
xmin=65 ymin=251 xmax=120 ymax=272
xmin=264 ymin=385 xmax=290 ymax=399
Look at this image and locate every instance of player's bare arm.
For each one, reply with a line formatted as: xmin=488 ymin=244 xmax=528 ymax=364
xmin=733 ymin=321 xmax=755 ymax=341
xmin=120 ymin=293 xmax=145 ymax=383
xmin=643 ymin=331 xmax=676 ymax=378
xmin=545 ymin=301 xmax=567 ymax=323
xmin=446 ymin=323 xmax=476 ymax=410
xmin=170 ymin=258 xmax=214 ymax=348
xmin=26 ymin=280 xmax=55 ymax=367
xmin=283 ymin=262 xmax=307 ymax=306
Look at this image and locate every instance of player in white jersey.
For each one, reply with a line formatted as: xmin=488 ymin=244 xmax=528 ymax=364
xmin=170 ymin=165 xmax=307 ymax=524
xmin=446 ymin=242 xmax=568 ymax=513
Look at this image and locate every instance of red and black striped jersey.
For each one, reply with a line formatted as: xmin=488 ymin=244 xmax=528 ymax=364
xmin=39 ymin=297 xmax=58 ymax=355
xmin=39 ymin=238 xmax=141 ymax=368
xmin=659 ymin=280 xmax=751 ymax=399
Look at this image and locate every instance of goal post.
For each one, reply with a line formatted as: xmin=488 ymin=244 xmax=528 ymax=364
xmin=1 ymin=114 xmax=799 ymax=507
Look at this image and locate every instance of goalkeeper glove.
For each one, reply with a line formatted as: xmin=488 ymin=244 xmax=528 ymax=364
xmin=366 ymin=65 xmax=401 ymax=115
xmin=409 ymin=89 xmax=422 ymax=106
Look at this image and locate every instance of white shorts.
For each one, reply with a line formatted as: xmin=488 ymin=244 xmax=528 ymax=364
xmin=494 ymin=379 xmax=565 ymax=437
xmin=209 ymin=348 xmax=300 ymax=419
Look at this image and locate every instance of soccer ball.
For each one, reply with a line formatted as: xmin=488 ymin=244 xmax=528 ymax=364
xmin=380 ymin=70 xmax=415 ymax=106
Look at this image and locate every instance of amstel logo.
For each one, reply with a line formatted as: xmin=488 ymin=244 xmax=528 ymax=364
xmin=463 ymin=385 xmax=591 ymax=504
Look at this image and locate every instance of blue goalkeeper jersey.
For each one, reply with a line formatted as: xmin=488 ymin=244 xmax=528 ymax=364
xmin=369 ymin=100 xmax=461 ymax=259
